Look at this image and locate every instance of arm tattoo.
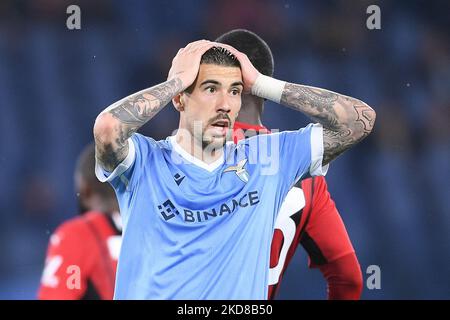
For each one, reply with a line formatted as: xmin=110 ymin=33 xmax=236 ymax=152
xmin=354 ymin=104 xmax=376 ymax=134
xmin=280 ymin=83 xmax=376 ymax=165
xmin=322 ymin=128 xmax=353 ymax=165
xmin=281 ymin=85 xmax=341 ymax=130
xmin=95 ymin=136 xmax=129 ymax=173
xmin=95 ymin=78 xmax=182 ymax=171
xmin=109 ymin=78 xmax=182 ymax=128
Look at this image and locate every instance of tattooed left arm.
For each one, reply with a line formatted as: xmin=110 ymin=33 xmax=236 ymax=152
xmin=279 ymin=83 xmax=376 ymax=165
xmin=93 ymin=40 xmax=216 ymax=172
xmin=221 ymin=45 xmax=376 ymax=165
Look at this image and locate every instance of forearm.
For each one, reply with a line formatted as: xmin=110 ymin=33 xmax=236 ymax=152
xmin=279 ymin=82 xmax=376 ymax=164
xmin=319 ymin=253 xmax=363 ymax=300
xmin=227 ymin=44 xmax=376 ymax=165
xmin=94 ymin=78 xmax=183 ymax=171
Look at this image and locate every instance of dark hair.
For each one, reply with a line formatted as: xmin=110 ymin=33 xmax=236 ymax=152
xmin=75 ymin=143 xmax=116 ymax=200
xmin=215 ymin=29 xmax=274 ymax=77
xmin=201 ymin=46 xmax=240 ymax=68
xmin=185 ymin=46 xmax=240 ymax=93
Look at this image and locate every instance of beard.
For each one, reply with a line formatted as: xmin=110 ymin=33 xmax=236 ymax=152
xmin=201 ymin=114 xmax=232 ymax=149
xmin=201 ymin=131 xmax=229 ymax=149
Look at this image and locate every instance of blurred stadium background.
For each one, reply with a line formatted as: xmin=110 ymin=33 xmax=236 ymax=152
xmin=0 ymin=0 xmax=448 ymax=299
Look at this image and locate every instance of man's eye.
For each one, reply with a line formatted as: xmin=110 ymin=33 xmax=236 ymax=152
xmin=206 ymin=87 xmax=216 ymax=93
xmin=231 ymin=89 xmax=241 ymax=95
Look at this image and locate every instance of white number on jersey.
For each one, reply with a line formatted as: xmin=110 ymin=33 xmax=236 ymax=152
xmin=268 ymin=187 xmax=305 ymax=285
xmin=41 ymin=255 xmax=63 ymax=288
xmin=107 ymin=235 xmax=122 ymax=261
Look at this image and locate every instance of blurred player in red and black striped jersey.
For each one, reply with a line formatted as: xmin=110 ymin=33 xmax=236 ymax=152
xmin=38 ymin=143 xmax=121 ymax=300
xmin=217 ymin=29 xmax=363 ymax=300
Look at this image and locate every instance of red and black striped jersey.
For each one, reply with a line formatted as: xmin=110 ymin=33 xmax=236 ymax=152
xmin=38 ymin=211 xmax=121 ymax=300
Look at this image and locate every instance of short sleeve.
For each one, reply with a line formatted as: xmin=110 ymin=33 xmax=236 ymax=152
xmin=308 ymin=123 xmax=329 ymax=177
xmin=277 ymin=123 xmax=329 ymax=187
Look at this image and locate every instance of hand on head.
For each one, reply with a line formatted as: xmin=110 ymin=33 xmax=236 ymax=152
xmin=213 ymin=42 xmax=261 ymax=93
xmin=168 ymin=40 xmax=260 ymax=94
xmin=167 ymin=40 xmax=216 ymax=91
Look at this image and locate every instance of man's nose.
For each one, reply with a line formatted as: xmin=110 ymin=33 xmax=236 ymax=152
xmin=216 ymin=92 xmax=231 ymax=113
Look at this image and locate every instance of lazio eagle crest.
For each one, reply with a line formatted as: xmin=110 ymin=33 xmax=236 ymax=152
xmin=224 ymin=159 xmax=250 ymax=183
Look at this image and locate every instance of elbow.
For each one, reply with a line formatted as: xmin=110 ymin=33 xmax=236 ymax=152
xmin=371 ymin=107 xmax=376 ymax=129
xmin=93 ymin=112 xmax=119 ymax=145
xmin=354 ymin=103 xmax=376 ymax=140
xmin=366 ymin=105 xmax=376 ymax=135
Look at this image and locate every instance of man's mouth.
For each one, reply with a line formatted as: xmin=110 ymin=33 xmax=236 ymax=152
xmin=207 ymin=117 xmax=231 ymax=138
xmin=210 ymin=119 xmax=230 ymax=128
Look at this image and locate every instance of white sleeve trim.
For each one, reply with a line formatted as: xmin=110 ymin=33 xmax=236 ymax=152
xmin=309 ymin=123 xmax=329 ymax=176
xmin=95 ymin=137 xmax=136 ymax=183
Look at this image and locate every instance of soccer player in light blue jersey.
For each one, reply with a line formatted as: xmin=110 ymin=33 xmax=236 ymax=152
xmin=93 ymin=40 xmax=375 ymax=299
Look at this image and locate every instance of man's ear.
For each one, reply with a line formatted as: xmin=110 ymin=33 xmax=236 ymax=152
xmin=172 ymin=93 xmax=185 ymax=112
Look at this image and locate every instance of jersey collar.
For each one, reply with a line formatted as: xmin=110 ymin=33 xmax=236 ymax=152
xmin=168 ymin=136 xmax=230 ymax=173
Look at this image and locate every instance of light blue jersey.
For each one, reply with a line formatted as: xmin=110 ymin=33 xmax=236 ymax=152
xmin=96 ymin=123 xmax=327 ymax=299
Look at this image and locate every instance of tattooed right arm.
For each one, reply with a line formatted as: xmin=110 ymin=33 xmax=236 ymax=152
xmin=280 ymin=83 xmax=376 ymax=165
xmin=224 ymin=44 xmax=376 ymax=165
xmin=93 ymin=78 xmax=183 ymax=172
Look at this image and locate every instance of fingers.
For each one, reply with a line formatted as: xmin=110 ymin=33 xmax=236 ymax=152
xmin=184 ymin=40 xmax=212 ymax=53
xmin=168 ymin=40 xmax=217 ymax=87
xmin=189 ymin=41 xmax=216 ymax=56
xmin=174 ymin=40 xmax=215 ymax=61
xmin=176 ymin=40 xmax=240 ymax=61
xmin=212 ymin=42 xmax=233 ymax=51
xmin=212 ymin=42 xmax=241 ymax=57
xmin=194 ymin=42 xmax=216 ymax=56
